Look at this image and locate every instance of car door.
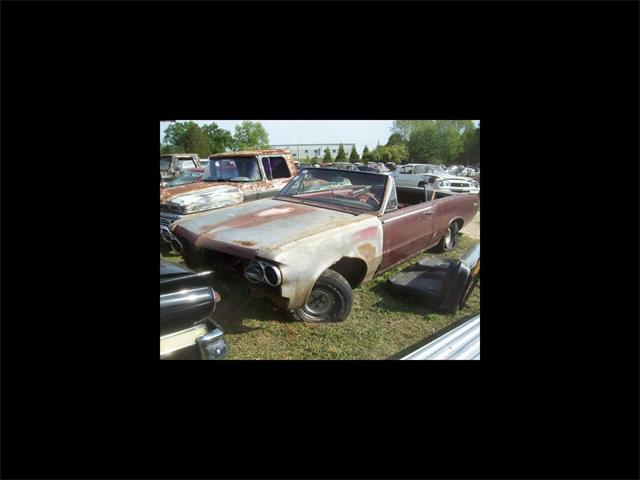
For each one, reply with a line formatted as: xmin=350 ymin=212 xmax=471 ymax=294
xmin=394 ymin=165 xmax=413 ymax=187
xmin=257 ymin=156 xmax=294 ymax=199
xmin=377 ymin=186 xmax=435 ymax=273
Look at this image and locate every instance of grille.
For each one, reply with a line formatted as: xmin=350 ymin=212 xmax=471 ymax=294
xmin=160 ymin=217 xmax=172 ymax=227
xmin=450 ymin=182 xmax=468 ymax=188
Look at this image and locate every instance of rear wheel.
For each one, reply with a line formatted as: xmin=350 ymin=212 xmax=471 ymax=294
xmin=433 ymin=222 xmax=459 ymax=252
xmin=290 ymin=269 xmax=353 ymax=323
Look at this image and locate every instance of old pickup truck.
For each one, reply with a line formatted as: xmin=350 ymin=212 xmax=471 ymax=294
xmin=160 ymin=153 xmax=201 ymax=182
xmin=160 ymin=149 xmax=297 ymax=227
xmin=169 ymin=167 xmax=478 ymax=323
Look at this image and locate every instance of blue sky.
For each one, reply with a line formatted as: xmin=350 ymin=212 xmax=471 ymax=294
xmin=159 ymin=120 xmax=479 ymax=154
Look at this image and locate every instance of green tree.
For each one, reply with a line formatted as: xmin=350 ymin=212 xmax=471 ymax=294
xmin=335 ymin=143 xmax=347 ymax=161
xmin=349 ymin=145 xmax=360 ymax=162
xmin=162 ymin=121 xmax=212 ymax=157
xmin=163 ymin=121 xmax=200 ymax=148
xmin=183 ymin=124 xmax=212 ymax=158
xmin=460 ymin=126 xmax=480 ymax=166
xmin=232 ymin=121 xmax=270 ymax=150
xmin=202 ymin=123 xmax=233 ymax=154
xmin=369 ymin=144 xmax=409 ymax=164
xmin=361 ymin=145 xmax=371 ymax=161
xmin=323 ymin=147 xmax=332 ymax=162
xmin=394 ymin=120 xmax=476 ymax=164
xmin=386 ymin=133 xmax=404 ymax=146
xmin=160 ymin=143 xmax=180 ymax=155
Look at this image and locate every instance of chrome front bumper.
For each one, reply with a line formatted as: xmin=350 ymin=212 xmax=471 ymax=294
xmin=439 ymin=187 xmax=480 ymax=194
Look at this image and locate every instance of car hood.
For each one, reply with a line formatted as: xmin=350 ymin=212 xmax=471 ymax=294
xmin=160 ymin=181 xmax=242 ymax=204
xmin=171 ymin=198 xmax=375 ymax=259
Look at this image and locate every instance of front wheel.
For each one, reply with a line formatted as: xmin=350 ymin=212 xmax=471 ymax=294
xmin=433 ymin=222 xmax=460 ymax=252
xmin=290 ymin=269 xmax=353 ymax=323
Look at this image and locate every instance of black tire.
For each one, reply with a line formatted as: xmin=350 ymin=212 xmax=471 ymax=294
xmin=433 ymin=222 xmax=460 ymax=252
xmin=290 ymin=269 xmax=353 ymax=323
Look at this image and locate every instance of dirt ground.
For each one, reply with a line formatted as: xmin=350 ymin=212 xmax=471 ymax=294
xmin=460 ymin=210 xmax=480 ymax=239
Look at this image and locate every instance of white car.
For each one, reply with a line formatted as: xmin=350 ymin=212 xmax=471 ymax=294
xmin=392 ymin=163 xmax=480 ymax=194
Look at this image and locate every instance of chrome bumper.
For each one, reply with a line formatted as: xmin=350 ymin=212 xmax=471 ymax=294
xmin=160 ymin=324 xmax=229 ymax=360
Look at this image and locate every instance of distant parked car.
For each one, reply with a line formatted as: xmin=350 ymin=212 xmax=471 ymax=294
xmin=160 ymin=153 xmax=201 ymax=182
xmin=160 ymin=258 xmax=229 ymax=360
xmin=460 ymin=167 xmax=478 ymax=178
xmin=393 ymin=163 xmax=479 ymax=194
xmin=385 ymin=162 xmax=397 ymax=171
xmin=333 ymin=162 xmax=359 ymax=171
xmin=358 ymin=164 xmax=391 ymax=175
xmin=445 ymin=165 xmax=465 ymax=176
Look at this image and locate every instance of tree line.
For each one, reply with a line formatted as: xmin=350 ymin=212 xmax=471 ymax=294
xmin=308 ymin=120 xmax=480 ymax=166
xmin=160 ymin=120 xmax=270 ymax=158
xmin=160 ymin=120 xmax=480 ymax=166
xmin=359 ymin=120 xmax=480 ymax=166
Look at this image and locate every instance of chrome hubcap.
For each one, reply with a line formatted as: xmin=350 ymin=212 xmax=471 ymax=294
xmin=445 ymin=228 xmax=452 ymax=247
xmin=304 ymin=289 xmax=333 ymax=316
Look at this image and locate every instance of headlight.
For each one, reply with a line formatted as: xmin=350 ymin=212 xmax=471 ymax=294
xmin=443 ymin=181 xmax=450 ymax=187
xmin=437 ymin=180 xmax=444 ymax=187
xmin=473 ymin=182 xmax=479 ymax=188
xmin=244 ymin=260 xmax=282 ymax=286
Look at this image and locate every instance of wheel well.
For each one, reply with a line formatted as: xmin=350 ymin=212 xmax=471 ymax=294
xmin=452 ymin=218 xmax=464 ymax=230
xmin=329 ymin=257 xmax=368 ymax=288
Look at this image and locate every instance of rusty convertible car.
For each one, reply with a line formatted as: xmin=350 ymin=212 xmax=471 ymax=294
xmin=160 ymin=149 xmax=297 ymax=227
xmin=168 ymin=168 xmax=479 ymax=323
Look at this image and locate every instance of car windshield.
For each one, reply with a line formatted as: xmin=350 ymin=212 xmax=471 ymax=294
xmin=204 ymin=157 xmax=261 ymax=182
xmin=278 ymin=168 xmax=388 ymax=213
xmin=164 ymin=171 xmax=203 ymax=187
xmin=160 ymin=156 xmax=172 ymax=171
xmin=176 ymin=158 xmax=196 ymax=169
xmin=414 ymin=165 xmax=445 ymax=174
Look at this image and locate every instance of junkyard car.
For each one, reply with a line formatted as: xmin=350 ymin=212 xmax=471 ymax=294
xmin=160 ymin=149 xmax=297 ymax=227
xmin=333 ymin=162 xmax=359 ymax=171
xmin=393 ymin=163 xmax=480 ymax=194
xmin=160 ymin=258 xmax=228 ymax=360
xmin=169 ymin=168 xmax=478 ymax=323
xmin=160 ymin=153 xmax=201 ymax=182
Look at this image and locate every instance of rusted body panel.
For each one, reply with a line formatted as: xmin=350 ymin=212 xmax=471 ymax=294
xmin=160 ymin=150 xmax=298 ymax=226
xmin=172 ymin=198 xmax=383 ymax=309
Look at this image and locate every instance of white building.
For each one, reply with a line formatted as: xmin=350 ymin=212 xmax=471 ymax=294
xmin=270 ymin=143 xmax=356 ymax=160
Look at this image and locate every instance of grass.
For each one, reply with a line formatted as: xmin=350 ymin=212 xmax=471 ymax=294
xmin=161 ymin=234 xmax=479 ymax=360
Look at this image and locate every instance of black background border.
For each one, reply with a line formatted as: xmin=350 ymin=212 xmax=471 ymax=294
xmin=1 ymin=1 xmax=638 ymax=479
